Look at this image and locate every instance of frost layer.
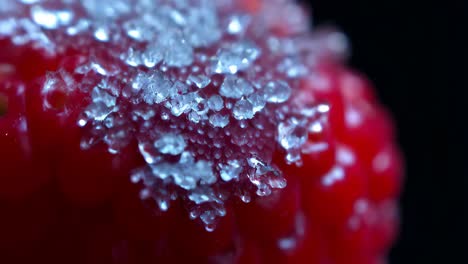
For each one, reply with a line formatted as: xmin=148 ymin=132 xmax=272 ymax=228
xmin=0 ymin=0 xmax=348 ymax=230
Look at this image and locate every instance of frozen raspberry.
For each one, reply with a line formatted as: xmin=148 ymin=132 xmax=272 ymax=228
xmin=0 ymin=0 xmax=403 ymax=263
xmin=0 ymin=72 xmax=51 ymax=201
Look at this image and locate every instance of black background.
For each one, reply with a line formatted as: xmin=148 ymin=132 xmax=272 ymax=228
xmin=302 ymin=0 xmax=466 ymax=263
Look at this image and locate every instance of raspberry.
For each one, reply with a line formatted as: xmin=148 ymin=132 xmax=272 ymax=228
xmin=0 ymin=77 xmax=51 ymax=201
xmin=0 ymin=0 xmax=403 ymax=263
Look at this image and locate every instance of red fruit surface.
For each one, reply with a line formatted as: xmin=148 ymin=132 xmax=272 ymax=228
xmin=0 ymin=78 xmax=50 ymax=201
xmin=302 ymin=145 xmax=369 ymax=226
xmin=0 ymin=0 xmax=403 ymax=263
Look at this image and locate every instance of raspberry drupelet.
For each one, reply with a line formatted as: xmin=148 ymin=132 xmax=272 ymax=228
xmin=0 ymin=0 xmax=403 ymax=263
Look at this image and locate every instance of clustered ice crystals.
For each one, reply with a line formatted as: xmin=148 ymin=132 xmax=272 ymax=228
xmin=1 ymin=0 xmax=345 ymax=231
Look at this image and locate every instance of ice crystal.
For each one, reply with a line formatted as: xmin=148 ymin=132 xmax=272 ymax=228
xmin=220 ymin=75 xmax=254 ymax=99
xmin=225 ymin=14 xmax=250 ymax=35
xmin=154 ymin=133 xmax=187 ymax=155
xmin=4 ymin=0 xmax=347 ymax=231
xmin=207 ymin=95 xmax=224 ymax=111
xmin=264 ymin=81 xmax=292 ymax=103
xmin=218 ymin=160 xmax=242 ymax=182
xmin=209 ymin=113 xmax=229 ymax=128
xmin=211 ymin=41 xmax=261 ymax=74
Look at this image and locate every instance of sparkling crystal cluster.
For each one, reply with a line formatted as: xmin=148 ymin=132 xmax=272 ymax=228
xmin=0 ymin=0 xmax=348 ymax=230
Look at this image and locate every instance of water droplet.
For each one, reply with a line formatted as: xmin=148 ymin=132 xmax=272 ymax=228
xmin=205 ymin=224 xmax=215 ymax=232
xmin=158 ymin=199 xmax=170 ymax=211
xmin=240 ymin=194 xmax=251 ymax=203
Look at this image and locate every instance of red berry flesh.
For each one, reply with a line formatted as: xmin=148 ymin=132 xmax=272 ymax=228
xmin=0 ymin=0 xmax=403 ymax=263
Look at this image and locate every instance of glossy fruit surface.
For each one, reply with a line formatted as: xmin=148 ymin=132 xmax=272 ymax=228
xmin=0 ymin=0 xmax=403 ymax=263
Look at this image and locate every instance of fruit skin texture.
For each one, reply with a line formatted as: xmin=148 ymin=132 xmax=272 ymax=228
xmin=0 ymin=1 xmax=403 ymax=264
xmin=0 ymin=58 xmax=402 ymax=264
